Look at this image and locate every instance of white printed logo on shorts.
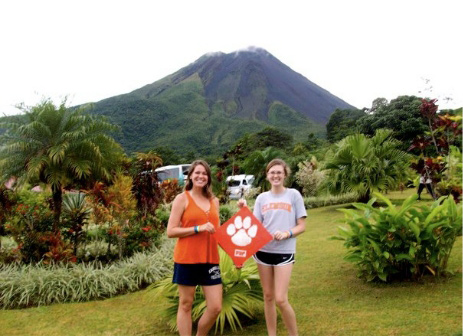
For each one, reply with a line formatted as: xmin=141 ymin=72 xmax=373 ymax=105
xmin=226 ymin=215 xmax=257 ymax=246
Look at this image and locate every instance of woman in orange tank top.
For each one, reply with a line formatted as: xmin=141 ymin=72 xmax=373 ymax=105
xmin=167 ymin=160 xmax=222 ymax=336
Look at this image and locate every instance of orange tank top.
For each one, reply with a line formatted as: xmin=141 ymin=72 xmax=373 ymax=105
xmin=173 ymin=191 xmax=220 ymax=264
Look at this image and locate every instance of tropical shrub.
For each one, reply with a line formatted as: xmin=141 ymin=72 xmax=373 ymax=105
xmin=243 ymin=186 xmax=261 ymax=200
xmin=6 ymin=202 xmax=57 ymax=263
xmin=122 ymin=218 xmax=164 ymax=256
xmin=219 ymin=203 xmax=238 ymax=223
xmin=295 ymin=157 xmax=325 ymax=196
xmin=151 ymin=249 xmax=263 ymax=334
xmin=333 ymin=193 xmax=462 ymax=282
xmin=131 ymin=151 xmax=163 ymax=217
xmin=160 ymin=179 xmax=182 ymax=204
xmin=436 ymin=146 xmax=462 ymax=202
xmin=0 ymin=238 xmax=174 ymax=309
xmin=61 ymin=192 xmax=92 ymax=256
xmin=323 ymin=129 xmax=411 ymax=202
xmin=155 ymin=203 xmax=172 ymax=227
xmin=0 ymin=187 xmax=15 ymax=237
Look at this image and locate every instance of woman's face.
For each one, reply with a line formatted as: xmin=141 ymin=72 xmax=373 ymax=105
xmin=191 ymin=164 xmax=208 ymax=189
xmin=267 ymin=164 xmax=285 ymax=187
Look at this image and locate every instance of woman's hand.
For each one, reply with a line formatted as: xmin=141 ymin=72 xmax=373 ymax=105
xmin=237 ymin=198 xmax=247 ymax=209
xmin=274 ymin=230 xmax=290 ymax=241
xmin=199 ymin=222 xmax=216 ymax=233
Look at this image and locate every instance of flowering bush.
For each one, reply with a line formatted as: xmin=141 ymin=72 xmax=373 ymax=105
xmin=295 ymin=158 xmax=326 ymax=197
xmin=6 ymin=203 xmax=59 ymax=263
xmin=160 ymin=179 xmax=182 ymax=204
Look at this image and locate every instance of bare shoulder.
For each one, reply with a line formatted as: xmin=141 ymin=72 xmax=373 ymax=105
xmin=173 ymin=192 xmax=188 ymax=207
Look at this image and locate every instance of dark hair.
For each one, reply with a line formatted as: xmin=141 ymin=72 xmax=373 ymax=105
xmin=184 ymin=160 xmax=213 ymax=199
xmin=266 ymin=158 xmax=291 ymax=177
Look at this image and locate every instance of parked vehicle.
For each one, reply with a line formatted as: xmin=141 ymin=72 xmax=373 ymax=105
xmin=155 ymin=164 xmax=191 ymax=186
xmin=226 ymin=174 xmax=255 ymax=199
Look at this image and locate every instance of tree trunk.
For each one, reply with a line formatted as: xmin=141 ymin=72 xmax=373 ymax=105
xmin=52 ymin=184 xmax=62 ymax=233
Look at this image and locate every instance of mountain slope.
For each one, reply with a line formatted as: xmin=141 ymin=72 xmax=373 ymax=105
xmin=89 ymin=48 xmax=355 ymax=156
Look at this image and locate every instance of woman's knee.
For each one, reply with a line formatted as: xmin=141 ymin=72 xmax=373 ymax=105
xmin=263 ymin=291 xmax=275 ymax=303
xmin=178 ymin=298 xmax=194 ymax=313
xmin=207 ymin=303 xmax=222 ymax=317
xmin=275 ymin=295 xmax=289 ymax=308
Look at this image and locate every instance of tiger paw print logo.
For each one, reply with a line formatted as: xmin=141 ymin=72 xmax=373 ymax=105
xmin=226 ymin=216 xmax=258 ymax=246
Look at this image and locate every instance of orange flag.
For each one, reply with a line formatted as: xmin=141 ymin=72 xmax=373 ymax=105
xmin=214 ymin=206 xmax=273 ymax=268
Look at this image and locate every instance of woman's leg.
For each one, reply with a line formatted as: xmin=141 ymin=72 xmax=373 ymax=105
xmin=417 ymin=184 xmax=425 ymax=199
xmin=177 ymin=285 xmax=196 ymax=336
xmin=425 ymin=183 xmax=436 ymax=199
xmin=257 ymin=263 xmax=277 ymax=336
xmin=196 ymin=284 xmax=223 ymax=336
xmin=274 ymin=263 xmax=298 ymax=336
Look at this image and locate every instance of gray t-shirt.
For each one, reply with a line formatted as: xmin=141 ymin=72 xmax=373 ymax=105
xmin=253 ymin=188 xmax=307 ymax=253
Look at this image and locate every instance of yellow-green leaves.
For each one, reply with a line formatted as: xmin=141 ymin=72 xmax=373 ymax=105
xmin=333 ymin=194 xmax=462 ymax=282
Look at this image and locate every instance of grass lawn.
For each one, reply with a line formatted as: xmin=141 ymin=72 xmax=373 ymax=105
xmin=1 ymin=189 xmax=461 ymax=336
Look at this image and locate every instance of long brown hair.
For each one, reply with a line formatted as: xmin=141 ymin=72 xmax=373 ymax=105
xmin=184 ymin=160 xmax=213 ymax=199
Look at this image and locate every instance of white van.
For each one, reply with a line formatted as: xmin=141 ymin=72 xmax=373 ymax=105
xmin=226 ymin=174 xmax=255 ymax=199
xmin=155 ymin=164 xmax=191 ymax=186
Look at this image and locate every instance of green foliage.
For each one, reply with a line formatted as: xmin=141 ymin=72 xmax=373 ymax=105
xmin=151 ymin=146 xmax=181 ymax=165
xmin=356 ymin=95 xmax=427 ymax=146
xmin=304 ymin=192 xmax=359 ymax=209
xmin=436 ymin=146 xmax=462 ymax=202
xmin=295 ymin=157 xmax=326 ymax=196
xmin=6 ymin=202 xmax=56 ymax=263
xmin=326 ymin=108 xmax=366 ymax=143
xmin=241 ymin=147 xmax=284 ymax=190
xmin=234 ymin=127 xmax=294 ymax=157
xmin=131 ymin=152 xmax=163 ymax=217
xmin=155 ymin=203 xmax=172 ymax=227
xmin=0 ymin=98 xmax=124 ymax=229
xmin=267 ymin=103 xmax=321 ymax=141
xmin=219 ymin=203 xmax=238 ymax=223
xmin=333 ymin=193 xmax=462 ymax=282
xmin=0 ymin=238 xmax=175 ymax=309
xmin=61 ymin=192 xmax=92 ymax=255
xmin=151 ymin=249 xmax=263 ymax=334
xmin=323 ymin=129 xmax=411 ymax=202
xmin=0 ymin=187 xmax=15 ymax=235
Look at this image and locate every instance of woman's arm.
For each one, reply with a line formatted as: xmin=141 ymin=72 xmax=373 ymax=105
xmin=274 ymin=217 xmax=306 ymax=241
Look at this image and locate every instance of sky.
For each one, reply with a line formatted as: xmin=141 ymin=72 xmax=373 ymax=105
xmin=1 ymin=0 xmax=461 ymax=116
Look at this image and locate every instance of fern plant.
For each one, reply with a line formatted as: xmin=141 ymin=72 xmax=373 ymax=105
xmin=151 ymin=249 xmax=263 ymax=334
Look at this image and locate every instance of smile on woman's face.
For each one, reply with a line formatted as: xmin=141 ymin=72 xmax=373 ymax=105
xmin=267 ymin=164 xmax=285 ymax=187
xmin=191 ymin=164 xmax=208 ymax=188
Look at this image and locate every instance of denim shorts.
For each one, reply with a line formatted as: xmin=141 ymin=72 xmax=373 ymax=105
xmin=172 ymin=263 xmax=222 ymax=286
xmin=253 ymin=251 xmax=295 ymax=266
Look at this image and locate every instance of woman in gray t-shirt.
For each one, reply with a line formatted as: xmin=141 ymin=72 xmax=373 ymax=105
xmin=239 ymin=158 xmax=307 ymax=336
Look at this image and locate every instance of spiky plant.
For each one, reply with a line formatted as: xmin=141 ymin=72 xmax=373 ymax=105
xmin=151 ymin=249 xmax=263 ymax=334
xmin=62 ymin=192 xmax=92 ymax=256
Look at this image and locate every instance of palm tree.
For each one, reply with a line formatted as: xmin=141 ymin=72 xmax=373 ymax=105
xmin=323 ymin=129 xmax=410 ymax=203
xmin=0 ymin=98 xmax=124 ymax=231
